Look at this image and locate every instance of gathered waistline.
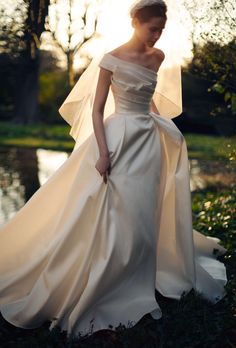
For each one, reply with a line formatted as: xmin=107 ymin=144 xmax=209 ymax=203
xmin=114 ymin=109 xmax=152 ymax=116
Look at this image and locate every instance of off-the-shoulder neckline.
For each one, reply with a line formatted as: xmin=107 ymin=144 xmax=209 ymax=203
xmin=106 ymin=53 xmax=158 ymax=75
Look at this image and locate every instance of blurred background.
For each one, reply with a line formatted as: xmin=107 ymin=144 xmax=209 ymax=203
xmin=0 ymin=0 xmax=235 ymax=132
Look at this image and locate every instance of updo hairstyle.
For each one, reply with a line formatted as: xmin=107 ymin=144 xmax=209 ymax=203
xmin=132 ymin=3 xmax=167 ymax=23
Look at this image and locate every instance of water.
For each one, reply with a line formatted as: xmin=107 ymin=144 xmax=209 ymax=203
xmin=0 ymin=146 xmax=69 ymax=227
xmin=0 ymin=146 xmax=235 ymax=227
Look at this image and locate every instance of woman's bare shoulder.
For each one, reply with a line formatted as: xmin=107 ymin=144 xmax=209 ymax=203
xmin=153 ymin=48 xmax=165 ymax=61
xmin=107 ymin=45 xmax=127 ymax=57
xmin=107 ymin=46 xmax=165 ymax=73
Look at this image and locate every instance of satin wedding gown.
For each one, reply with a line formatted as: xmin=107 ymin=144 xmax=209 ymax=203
xmin=0 ymin=53 xmax=228 ymax=338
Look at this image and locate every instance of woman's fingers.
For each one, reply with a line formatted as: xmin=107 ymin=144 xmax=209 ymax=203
xmin=95 ymin=158 xmax=111 ymax=184
xmin=103 ymin=172 xmax=107 ymax=184
xmin=102 ymin=166 xmax=112 ymax=184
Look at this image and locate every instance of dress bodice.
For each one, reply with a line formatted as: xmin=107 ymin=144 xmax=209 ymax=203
xmin=99 ymin=53 xmax=158 ymax=114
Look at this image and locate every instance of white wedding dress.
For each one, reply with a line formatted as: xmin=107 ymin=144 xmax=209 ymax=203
xmin=0 ymin=53 xmax=228 ymax=338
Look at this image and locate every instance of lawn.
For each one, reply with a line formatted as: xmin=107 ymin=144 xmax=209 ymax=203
xmin=0 ymin=122 xmax=74 ymax=151
xmin=0 ymin=121 xmax=235 ymax=347
xmin=0 ymin=121 xmax=235 ymax=160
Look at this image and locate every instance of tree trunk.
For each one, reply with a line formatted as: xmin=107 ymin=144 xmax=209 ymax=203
xmin=67 ymin=50 xmax=75 ymax=87
xmin=13 ymin=57 xmax=40 ymax=124
xmin=12 ymin=0 xmax=49 ymax=124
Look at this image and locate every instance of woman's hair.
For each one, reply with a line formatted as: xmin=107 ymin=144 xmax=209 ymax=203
xmin=133 ymin=4 xmax=167 ymax=23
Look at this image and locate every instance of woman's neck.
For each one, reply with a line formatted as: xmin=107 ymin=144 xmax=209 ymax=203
xmin=123 ymin=35 xmax=151 ymax=55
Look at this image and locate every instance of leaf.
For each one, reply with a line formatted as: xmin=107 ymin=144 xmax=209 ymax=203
xmin=212 ymin=83 xmax=225 ymax=94
xmin=224 ymin=92 xmax=231 ymax=102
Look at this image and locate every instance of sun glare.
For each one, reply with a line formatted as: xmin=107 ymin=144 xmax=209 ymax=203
xmin=95 ymin=0 xmax=191 ymax=66
xmin=43 ymin=0 xmax=192 ymax=70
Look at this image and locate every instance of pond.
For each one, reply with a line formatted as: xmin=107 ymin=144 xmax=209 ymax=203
xmin=0 ymin=146 xmax=235 ymax=227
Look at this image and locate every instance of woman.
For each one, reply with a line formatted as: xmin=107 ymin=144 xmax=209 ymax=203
xmin=93 ymin=3 xmax=167 ymax=184
xmin=0 ymin=0 xmax=228 ymax=339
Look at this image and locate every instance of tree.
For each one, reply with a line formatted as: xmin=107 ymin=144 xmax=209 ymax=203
xmin=185 ymin=39 xmax=236 ymax=118
xmin=0 ymin=3 xmax=26 ymax=121
xmin=181 ymin=0 xmax=204 ymax=54
xmin=46 ymin=0 xmax=99 ymax=87
xmin=13 ymin=0 xmax=50 ymax=124
xmin=182 ymin=0 xmax=236 ymax=121
xmin=182 ymin=0 xmax=235 ymax=48
xmin=0 ymin=4 xmax=26 ymax=58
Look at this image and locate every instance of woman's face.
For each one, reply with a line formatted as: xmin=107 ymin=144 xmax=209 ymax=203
xmin=132 ymin=16 xmax=166 ymax=47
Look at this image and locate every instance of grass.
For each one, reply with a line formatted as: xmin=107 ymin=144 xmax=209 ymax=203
xmin=0 ymin=121 xmax=235 ymax=347
xmin=0 ymin=121 xmax=235 ymax=160
xmin=184 ymin=133 xmax=236 ymax=161
xmin=0 ymin=122 xmax=74 ymax=151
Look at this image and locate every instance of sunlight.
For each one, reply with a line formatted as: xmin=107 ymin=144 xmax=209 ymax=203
xmin=43 ymin=0 xmax=192 ymax=70
xmin=93 ymin=0 xmax=191 ymax=66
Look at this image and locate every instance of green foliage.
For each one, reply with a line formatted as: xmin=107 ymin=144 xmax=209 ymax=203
xmin=185 ymin=39 xmax=236 ymax=120
xmin=182 ymin=0 xmax=236 ymax=134
xmin=184 ymin=133 xmax=236 ymax=160
xmin=0 ymin=121 xmax=74 ymax=151
xmin=191 ymin=185 xmax=236 ymax=334
xmin=0 ymin=3 xmax=28 ymax=120
xmin=0 ymin=2 xmax=27 ymax=58
xmin=0 ymin=54 xmax=16 ymax=120
xmin=39 ymin=70 xmax=71 ymax=123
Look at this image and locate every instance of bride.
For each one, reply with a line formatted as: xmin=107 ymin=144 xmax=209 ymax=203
xmin=0 ymin=0 xmax=228 ymax=339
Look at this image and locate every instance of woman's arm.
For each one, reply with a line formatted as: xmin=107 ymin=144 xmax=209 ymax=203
xmin=92 ymin=67 xmax=112 ymax=183
xmin=92 ymin=67 xmax=111 ymax=156
xmin=151 ymin=99 xmax=160 ymax=114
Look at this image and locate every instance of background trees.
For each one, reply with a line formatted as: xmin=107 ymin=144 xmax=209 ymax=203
xmin=178 ymin=0 xmax=236 ymax=135
xmin=0 ymin=0 xmax=235 ymax=134
xmin=46 ymin=0 xmax=99 ymax=87
xmin=0 ymin=0 xmax=98 ymax=124
xmin=0 ymin=0 xmax=50 ymax=123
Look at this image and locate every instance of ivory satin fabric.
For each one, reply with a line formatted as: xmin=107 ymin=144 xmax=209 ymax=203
xmin=0 ymin=53 xmax=228 ymax=337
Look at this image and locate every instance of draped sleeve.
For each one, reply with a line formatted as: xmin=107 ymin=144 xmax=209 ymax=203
xmin=98 ymin=54 xmax=116 ymax=73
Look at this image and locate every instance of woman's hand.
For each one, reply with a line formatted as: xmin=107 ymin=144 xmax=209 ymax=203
xmin=95 ymin=155 xmax=111 ymax=184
